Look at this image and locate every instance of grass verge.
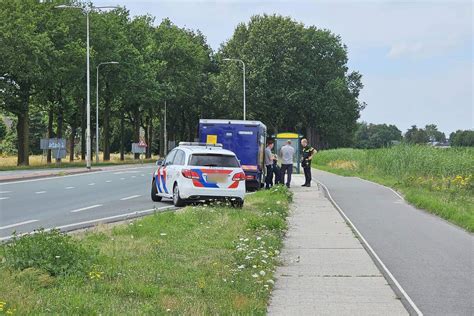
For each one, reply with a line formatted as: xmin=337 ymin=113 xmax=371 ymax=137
xmin=313 ymin=146 xmax=473 ymax=232
xmin=0 ymin=186 xmax=292 ymax=315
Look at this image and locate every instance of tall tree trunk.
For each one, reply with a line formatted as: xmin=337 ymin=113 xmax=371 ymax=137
xmin=144 ymin=117 xmax=150 ymax=159
xmin=81 ymin=99 xmax=86 ymax=160
xmin=56 ymin=107 xmax=63 ymax=163
xmin=47 ymin=108 xmax=53 ymax=163
xmin=103 ymin=98 xmax=111 ymax=161
xmin=159 ymin=106 xmax=164 ymax=157
xmin=147 ymin=114 xmax=153 ymax=159
xmin=16 ymin=91 xmax=30 ymax=166
xmin=133 ymin=108 xmax=140 ymax=159
xmin=69 ymin=124 xmax=76 ymax=162
xmin=120 ymin=111 xmax=125 ymax=161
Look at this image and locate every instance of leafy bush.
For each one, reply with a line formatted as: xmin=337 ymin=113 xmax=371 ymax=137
xmin=1 ymin=229 xmax=96 ymax=277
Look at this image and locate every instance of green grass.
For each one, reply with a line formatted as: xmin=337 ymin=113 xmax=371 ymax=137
xmin=0 ymin=186 xmax=292 ymax=315
xmin=313 ymin=145 xmax=474 ymax=232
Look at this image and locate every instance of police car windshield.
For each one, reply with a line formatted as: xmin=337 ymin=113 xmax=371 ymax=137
xmin=189 ymin=154 xmax=239 ymax=168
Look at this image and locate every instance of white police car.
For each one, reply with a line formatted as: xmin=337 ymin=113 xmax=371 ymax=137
xmin=151 ymin=142 xmax=246 ymax=207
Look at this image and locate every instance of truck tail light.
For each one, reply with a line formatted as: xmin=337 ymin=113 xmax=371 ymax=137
xmin=232 ymin=172 xmax=246 ymax=181
xmin=182 ymin=169 xmax=200 ymax=179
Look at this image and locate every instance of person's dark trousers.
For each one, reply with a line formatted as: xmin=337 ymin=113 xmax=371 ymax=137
xmin=303 ymin=165 xmax=312 ymax=186
xmin=280 ymin=164 xmax=293 ymax=188
xmin=272 ymin=163 xmax=281 ymax=185
xmin=265 ymin=164 xmax=273 ymax=189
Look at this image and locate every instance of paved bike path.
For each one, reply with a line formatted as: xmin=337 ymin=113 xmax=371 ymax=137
xmin=314 ymin=169 xmax=473 ymax=316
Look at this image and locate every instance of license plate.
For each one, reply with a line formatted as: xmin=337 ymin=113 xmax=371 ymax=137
xmin=206 ymin=174 xmax=227 ymax=183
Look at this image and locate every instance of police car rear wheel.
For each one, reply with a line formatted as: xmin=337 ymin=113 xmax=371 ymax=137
xmin=173 ymin=184 xmax=185 ymax=207
xmin=151 ymin=179 xmax=162 ymax=202
xmin=231 ymin=199 xmax=244 ymax=208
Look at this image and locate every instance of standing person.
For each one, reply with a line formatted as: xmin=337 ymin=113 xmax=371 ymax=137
xmin=301 ymin=138 xmax=316 ymax=187
xmin=280 ymin=140 xmax=295 ymax=188
xmin=264 ymin=141 xmax=274 ymax=189
xmin=272 ymin=154 xmax=281 ymax=185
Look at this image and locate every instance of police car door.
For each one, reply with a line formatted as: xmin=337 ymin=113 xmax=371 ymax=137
xmin=166 ymin=149 xmax=185 ymax=193
xmin=160 ymin=150 xmax=176 ymax=197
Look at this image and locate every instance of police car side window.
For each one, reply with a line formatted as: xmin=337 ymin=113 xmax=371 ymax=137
xmin=164 ymin=150 xmax=177 ymax=165
xmin=174 ymin=150 xmax=185 ymax=166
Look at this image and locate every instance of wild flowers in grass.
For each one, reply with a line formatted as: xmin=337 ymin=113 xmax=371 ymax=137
xmin=405 ymin=174 xmax=473 ymax=193
xmin=0 ymin=301 xmax=15 ymax=315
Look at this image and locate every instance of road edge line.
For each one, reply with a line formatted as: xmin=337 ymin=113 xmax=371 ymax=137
xmin=0 ymin=205 xmax=176 ymax=242
xmin=314 ymin=179 xmax=423 ymax=316
xmin=0 ymin=164 xmax=154 ymax=186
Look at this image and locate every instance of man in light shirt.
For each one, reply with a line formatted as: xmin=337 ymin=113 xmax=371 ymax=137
xmin=279 ymin=140 xmax=295 ymax=188
xmin=264 ymin=141 xmax=274 ymax=189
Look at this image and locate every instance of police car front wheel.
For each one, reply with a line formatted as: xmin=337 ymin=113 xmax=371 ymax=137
xmin=173 ymin=184 xmax=186 ymax=207
xmin=151 ymin=179 xmax=162 ymax=202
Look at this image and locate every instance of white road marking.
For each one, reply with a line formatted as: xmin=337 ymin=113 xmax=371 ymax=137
xmin=131 ymin=176 xmax=136 ymax=178
xmin=0 ymin=205 xmax=177 ymax=241
xmin=88 ymin=183 xmax=95 ymax=186
xmin=315 ymin=179 xmax=423 ymax=316
xmin=113 ymin=170 xmax=140 ymax=175
xmin=141 ymin=174 xmax=145 ymax=177
xmin=57 ymin=206 xmax=174 ymax=230
xmin=0 ymin=197 xmax=10 ymax=200
xmin=0 ymin=165 xmax=155 ymax=186
xmin=120 ymin=177 xmax=125 ymax=180
xmin=35 ymin=191 xmax=47 ymax=194
xmin=0 ymin=219 xmax=38 ymax=230
xmin=65 ymin=186 xmax=75 ymax=189
xmin=0 ymin=191 xmax=12 ymax=194
xmin=106 ymin=180 xmax=112 ymax=183
xmin=120 ymin=195 xmax=141 ymax=201
xmin=70 ymin=204 xmax=102 ymax=213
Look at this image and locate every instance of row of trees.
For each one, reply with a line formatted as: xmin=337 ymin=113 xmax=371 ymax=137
xmin=354 ymin=122 xmax=473 ymax=148
xmin=1 ymin=0 xmax=363 ymax=165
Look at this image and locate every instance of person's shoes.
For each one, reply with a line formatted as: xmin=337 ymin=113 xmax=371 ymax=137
xmin=286 ymin=184 xmax=290 ymax=188
xmin=301 ymin=183 xmax=308 ymax=187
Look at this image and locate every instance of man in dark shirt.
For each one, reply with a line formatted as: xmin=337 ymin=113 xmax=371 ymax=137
xmin=300 ymin=138 xmax=316 ymax=187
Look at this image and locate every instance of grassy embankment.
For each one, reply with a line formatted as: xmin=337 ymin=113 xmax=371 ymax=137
xmin=0 ymin=186 xmax=291 ymax=315
xmin=0 ymin=153 xmax=157 ymax=171
xmin=313 ymin=145 xmax=473 ymax=232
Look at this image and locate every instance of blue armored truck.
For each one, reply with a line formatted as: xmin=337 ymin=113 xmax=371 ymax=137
xmin=199 ymin=119 xmax=267 ymax=190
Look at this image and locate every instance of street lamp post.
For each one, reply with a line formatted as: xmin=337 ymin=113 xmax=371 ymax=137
xmin=55 ymin=4 xmax=119 ymax=169
xmin=96 ymin=61 xmax=119 ymax=163
xmin=223 ymin=58 xmax=246 ymax=120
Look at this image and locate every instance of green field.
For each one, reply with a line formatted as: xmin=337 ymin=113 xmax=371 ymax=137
xmin=313 ymin=145 xmax=474 ymax=232
xmin=0 ymin=186 xmax=291 ymax=315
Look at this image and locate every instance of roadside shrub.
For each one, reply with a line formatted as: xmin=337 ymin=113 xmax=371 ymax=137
xmin=1 ymin=229 xmax=96 ymax=277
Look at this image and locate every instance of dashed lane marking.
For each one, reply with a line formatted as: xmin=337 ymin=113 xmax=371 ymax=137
xmin=120 ymin=195 xmax=141 ymax=201
xmin=0 ymin=219 xmax=38 ymax=230
xmin=35 ymin=191 xmax=47 ymax=194
xmin=70 ymin=204 xmax=102 ymax=213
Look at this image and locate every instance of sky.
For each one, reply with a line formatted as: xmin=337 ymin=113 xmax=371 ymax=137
xmin=101 ymin=0 xmax=473 ymax=135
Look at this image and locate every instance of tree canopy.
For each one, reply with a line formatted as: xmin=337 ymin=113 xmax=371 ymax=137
xmin=1 ymin=3 xmax=368 ymax=165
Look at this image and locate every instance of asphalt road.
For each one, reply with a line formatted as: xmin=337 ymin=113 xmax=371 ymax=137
xmin=0 ymin=165 xmax=172 ymax=240
xmin=314 ymin=169 xmax=473 ymax=316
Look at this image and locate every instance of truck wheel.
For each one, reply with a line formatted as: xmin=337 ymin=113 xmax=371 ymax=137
xmin=151 ymin=179 xmax=162 ymax=202
xmin=173 ymin=184 xmax=186 ymax=207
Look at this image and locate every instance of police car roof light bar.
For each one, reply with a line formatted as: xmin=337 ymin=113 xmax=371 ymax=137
xmin=179 ymin=142 xmax=223 ymax=147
